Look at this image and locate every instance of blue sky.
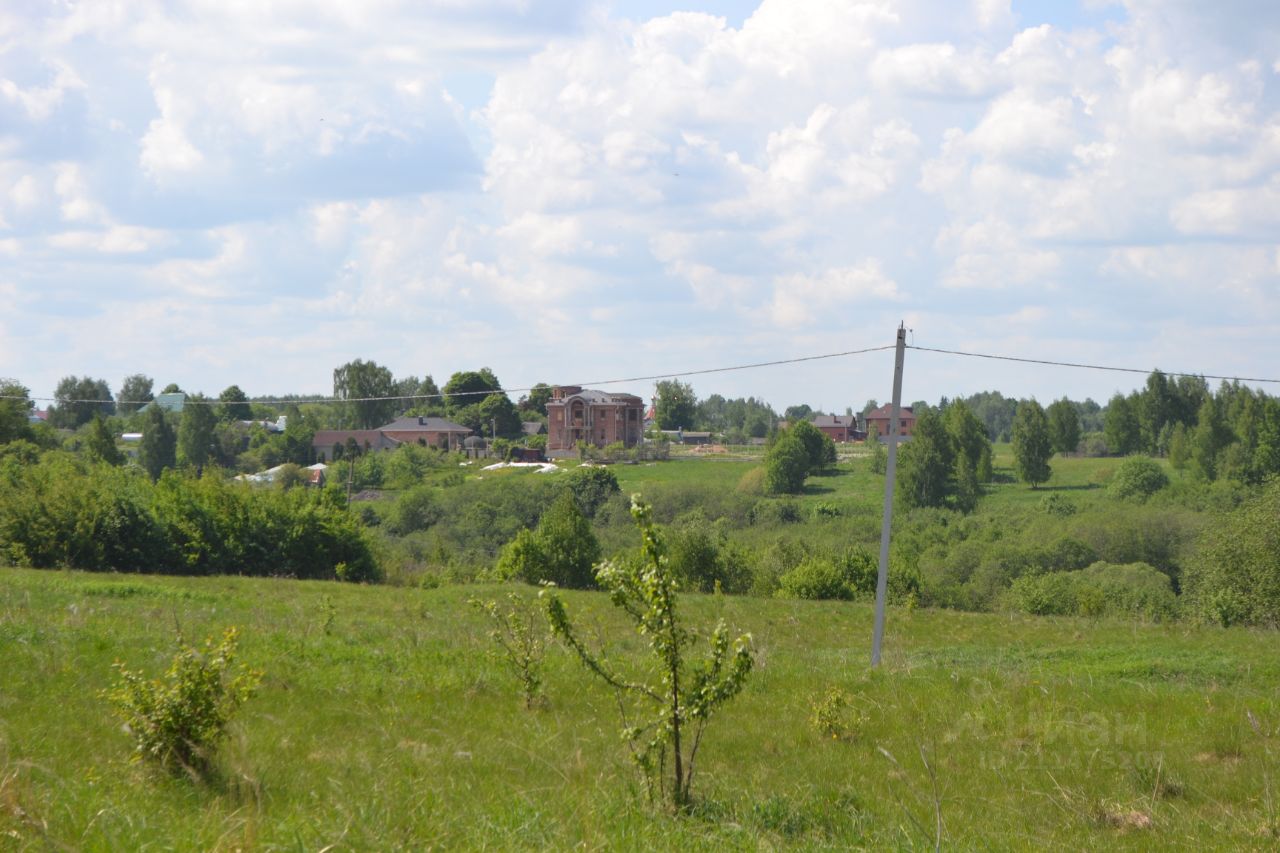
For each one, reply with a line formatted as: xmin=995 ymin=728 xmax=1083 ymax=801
xmin=2 ymin=0 xmax=1278 ymax=413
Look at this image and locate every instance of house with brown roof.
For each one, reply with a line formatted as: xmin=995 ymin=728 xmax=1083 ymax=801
xmin=863 ymin=403 xmax=916 ymax=438
xmin=546 ymin=386 xmax=644 ymax=453
xmin=813 ymin=414 xmax=865 ymax=443
xmin=311 ymin=416 xmax=472 ymax=460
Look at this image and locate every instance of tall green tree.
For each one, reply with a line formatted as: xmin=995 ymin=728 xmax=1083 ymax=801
xmin=654 ymin=379 xmax=698 ymax=431
xmin=334 ymin=359 xmax=396 ymax=429
xmin=178 ymin=395 xmax=217 ymax=473
xmin=519 ymin=383 xmax=554 ymax=417
xmin=442 ymin=369 xmax=502 ymax=412
xmin=1253 ymin=397 xmax=1280 ymax=482
xmin=0 ymin=379 xmax=33 ymax=444
xmin=218 ymin=385 xmax=252 ymax=421
xmin=457 ymin=393 xmax=523 ymax=438
xmin=139 ymin=407 xmax=177 ymax=480
xmin=1137 ymin=370 xmax=1174 ymax=454
xmin=896 ymin=409 xmax=954 ymax=509
xmin=50 ymin=376 xmax=114 ymax=428
xmin=118 ymin=374 xmax=154 ymax=415
xmin=1167 ymin=422 xmax=1191 ymax=474
xmin=84 ymin=415 xmax=124 ymax=465
xmin=1104 ymin=393 xmax=1141 ymax=456
xmin=1011 ymin=400 xmax=1053 ymax=488
xmin=1046 ymin=397 xmax=1081 ymax=456
xmin=1191 ymin=396 xmax=1233 ymax=480
xmin=945 ymin=400 xmax=993 ymax=482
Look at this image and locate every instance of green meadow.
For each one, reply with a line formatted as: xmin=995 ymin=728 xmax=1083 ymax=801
xmin=2 ymin=566 xmax=1277 ymax=850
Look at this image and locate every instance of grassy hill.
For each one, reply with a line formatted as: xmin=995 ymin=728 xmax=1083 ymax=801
xmin=2 ymin=567 xmax=1276 ymax=849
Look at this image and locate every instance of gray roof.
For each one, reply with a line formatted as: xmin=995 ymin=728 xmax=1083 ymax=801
xmin=379 ymin=416 xmax=472 ymax=433
xmin=153 ymin=392 xmax=186 ymax=413
xmin=813 ymin=414 xmax=857 ymax=428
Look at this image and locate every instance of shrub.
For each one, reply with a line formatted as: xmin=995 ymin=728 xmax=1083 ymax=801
xmin=1040 ymin=493 xmax=1077 ymax=517
xmin=809 ymin=687 xmax=868 ymax=740
xmin=764 ymin=433 xmax=809 ymax=494
xmin=778 ymin=557 xmax=853 ymax=601
xmin=1108 ymin=456 xmax=1170 ymax=501
xmin=666 ymin=521 xmax=724 ymax=593
xmin=1182 ymin=478 xmax=1280 ymax=627
xmin=105 ymin=627 xmax=261 ymax=778
xmin=496 ymin=491 xmax=600 ymax=588
xmin=811 ymin=501 xmax=842 ymax=519
xmin=385 ymin=485 xmax=443 ymax=536
xmin=563 ymin=465 xmax=620 ymax=518
xmin=1006 ymin=561 xmax=1178 ymax=621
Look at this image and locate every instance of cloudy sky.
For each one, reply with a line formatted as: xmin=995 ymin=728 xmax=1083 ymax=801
xmin=3 ymin=0 xmax=1278 ymax=412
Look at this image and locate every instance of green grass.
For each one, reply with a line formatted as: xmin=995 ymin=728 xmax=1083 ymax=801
xmin=2 ymin=568 xmax=1277 ymax=849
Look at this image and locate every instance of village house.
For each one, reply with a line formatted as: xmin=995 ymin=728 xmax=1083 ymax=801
xmin=311 ymin=415 xmax=472 ymax=460
xmin=812 ymin=414 xmax=866 ymax=443
xmin=863 ymin=403 xmax=916 ymax=438
xmin=545 ymin=386 xmax=644 ymax=453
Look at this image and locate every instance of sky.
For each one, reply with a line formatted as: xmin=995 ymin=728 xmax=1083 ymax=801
xmin=2 ymin=0 xmax=1278 ymax=413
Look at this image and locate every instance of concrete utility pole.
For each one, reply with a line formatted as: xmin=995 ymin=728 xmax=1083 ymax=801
xmin=871 ymin=324 xmax=907 ymax=667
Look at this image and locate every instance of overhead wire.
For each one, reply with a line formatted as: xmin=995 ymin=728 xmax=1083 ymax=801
xmin=905 ymin=345 xmax=1280 ymax=386
xmin=1 ymin=344 xmax=898 ymax=406
xmin=5 ymin=341 xmax=1279 ymax=407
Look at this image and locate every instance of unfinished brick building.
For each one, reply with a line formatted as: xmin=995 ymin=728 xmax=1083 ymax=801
xmin=545 ymin=386 xmax=644 ymax=453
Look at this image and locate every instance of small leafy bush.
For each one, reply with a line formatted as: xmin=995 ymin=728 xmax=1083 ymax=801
xmin=1006 ymin=561 xmax=1178 ymax=620
xmin=777 ymin=549 xmax=878 ymax=601
xmin=1108 ymin=456 xmax=1170 ymax=501
xmin=809 ymin=687 xmax=868 ymax=740
xmin=778 ymin=557 xmax=853 ymax=601
xmin=1039 ymin=493 xmax=1077 ymax=517
xmin=105 ymin=627 xmax=261 ymax=778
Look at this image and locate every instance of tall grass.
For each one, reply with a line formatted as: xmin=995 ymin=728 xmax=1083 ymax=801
xmin=1 ymin=568 xmax=1277 ymax=848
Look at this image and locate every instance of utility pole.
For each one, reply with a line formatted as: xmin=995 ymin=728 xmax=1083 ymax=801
xmin=871 ymin=324 xmax=907 ymax=667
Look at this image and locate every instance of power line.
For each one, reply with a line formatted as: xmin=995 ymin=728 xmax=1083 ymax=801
xmin=0 ymin=344 xmax=898 ymax=406
xmin=906 ymin=345 xmax=1280 ymax=386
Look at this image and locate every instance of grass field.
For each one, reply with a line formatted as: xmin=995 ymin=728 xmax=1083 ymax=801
xmin=2 ymin=567 xmax=1277 ymax=849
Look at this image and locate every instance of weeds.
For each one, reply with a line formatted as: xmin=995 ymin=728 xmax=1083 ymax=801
xmin=809 ymin=687 xmax=868 ymax=741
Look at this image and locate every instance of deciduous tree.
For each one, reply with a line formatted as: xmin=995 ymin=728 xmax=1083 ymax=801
xmin=218 ymin=385 xmax=252 ymax=422
xmin=178 ymin=395 xmax=217 ymax=473
xmin=50 ymin=376 xmax=114 ymax=428
xmin=1046 ymin=397 xmax=1081 ymax=456
xmin=654 ymin=379 xmax=697 ymax=431
xmin=1012 ymin=400 xmax=1053 ymax=488
xmin=763 ymin=431 xmax=809 ymax=494
xmin=1104 ymin=393 xmax=1141 ymax=456
xmin=442 ymin=369 xmax=502 ymax=411
xmin=896 ymin=409 xmax=953 ymax=508
xmin=0 ymin=379 xmax=33 ymax=444
xmin=118 ymin=374 xmax=154 ymax=415
xmin=333 ymin=359 xmax=396 ymax=429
